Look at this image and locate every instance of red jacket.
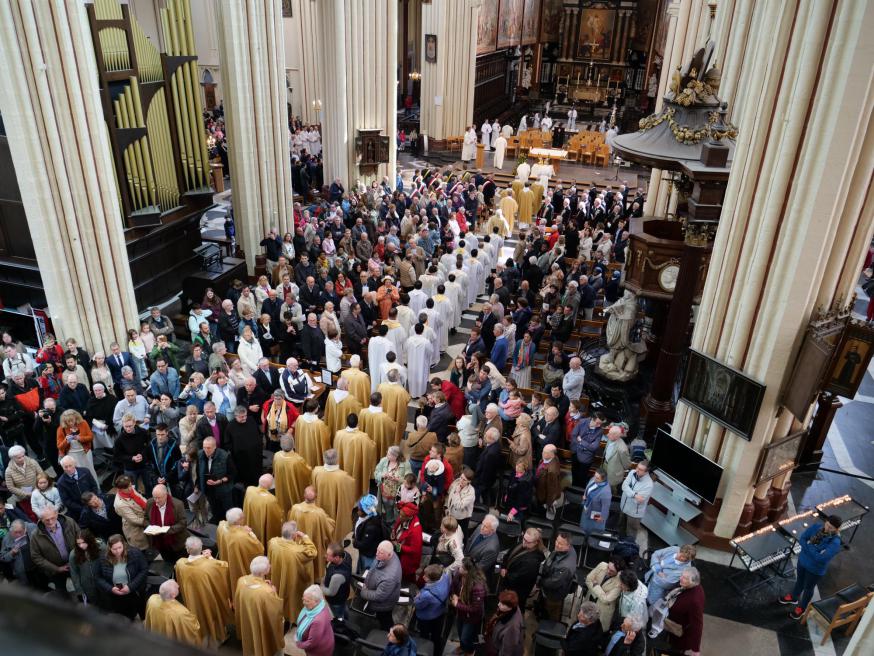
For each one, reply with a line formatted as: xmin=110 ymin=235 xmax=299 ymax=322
xmin=441 ymin=380 xmax=465 ymax=419
xmin=418 ymin=456 xmax=454 ymax=486
xmin=392 ymin=515 xmax=423 ymax=582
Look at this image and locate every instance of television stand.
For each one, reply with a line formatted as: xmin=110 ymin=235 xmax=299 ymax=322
xmin=642 ymin=475 xmax=701 ymax=546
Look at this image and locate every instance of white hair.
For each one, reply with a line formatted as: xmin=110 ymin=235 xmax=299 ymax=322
xmin=159 ymin=579 xmax=180 ymax=600
xmin=8 ymin=445 xmax=25 ymax=458
xmin=226 ymin=507 xmax=244 ymax=525
xmin=250 ymin=555 xmax=271 ymax=577
xmin=683 ymin=566 xmax=701 ymax=586
xmin=416 ymin=415 xmax=428 ymax=429
xmin=60 ymin=455 xmax=76 ymax=467
xmin=185 ymin=536 xmax=203 ymax=555
xmin=482 ymin=514 xmax=499 ymax=529
xmin=303 ymin=584 xmax=324 ymax=602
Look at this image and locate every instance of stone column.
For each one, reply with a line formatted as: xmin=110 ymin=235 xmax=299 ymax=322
xmin=420 ymin=0 xmax=480 ymax=143
xmin=293 ymin=0 xmax=324 ymax=125
xmin=317 ymin=0 xmax=398 ymax=187
xmin=214 ymin=0 xmax=293 ymax=272
xmin=0 ymin=0 xmax=139 ymax=348
xmin=671 ymin=0 xmax=874 ymax=539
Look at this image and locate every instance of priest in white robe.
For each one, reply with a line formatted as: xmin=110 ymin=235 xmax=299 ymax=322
xmin=493 ymin=135 xmax=508 ymax=169
xmin=433 ymin=286 xmax=454 ymax=351
xmin=404 ymin=324 xmax=433 ymax=398
xmin=422 ymin=302 xmax=443 ymax=353
xmin=396 ymin=302 xmax=415 ymax=336
xmin=518 ymin=115 xmax=528 ymax=132
xmin=419 ymin=266 xmax=443 ymax=297
xmin=567 ymin=107 xmax=578 ymax=130
xmin=491 ymin=120 xmax=501 ymax=145
xmin=516 ymin=160 xmax=531 ymax=182
xmin=461 ymin=126 xmax=477 ymax=162
xmin=416 ymin=311 xmax=441 ymax=367
xmin=480 ymin=120 xmax=493 ymax=149
xmin=501 ymin=123 xmax=514 ymax=139
xmin=541 ymin=115 xmax=553 ymax=133
xmin=444 ymin=276 xmax=464 ymax=329
xmin=382 ymin=309 xmax=408 ymax=364
xmin=378 ymin=353 xmax=408 ymax=388
xmin=367 ymin=326 xmax=394 ymax=392
xmin=408 ymin=283 xmax=428 ymax=317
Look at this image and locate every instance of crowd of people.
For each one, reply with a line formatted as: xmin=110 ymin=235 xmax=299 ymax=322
xmin=0 ymin=150 xmax=726 ymax=656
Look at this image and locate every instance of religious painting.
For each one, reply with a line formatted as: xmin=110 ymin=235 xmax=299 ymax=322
xmin=631 ymin=0 xmax=660 ymax=51
xmin=521 ymin=0 xmax=541 ymax=45
xmin=425 ymin=34 xmax=438 ymax=63
xmin=578 ymin=7 xmax=616 ymax=61
xmin=679 ymin=350 xmax=767 ymax=441
xmin=477 ymin=0 xmax=499 ymax=55
xmin=754 ymin=431 xmax=805 ymax=486
xmin=281 ymin=0 xmax=292 ymax=18
xmin=539 ymin=0 xmax=563 ymax=42
xmin=823 ymin=321 xmax=874 ymax=398
xmin=497 ymin=0 xmax=524 ymax=49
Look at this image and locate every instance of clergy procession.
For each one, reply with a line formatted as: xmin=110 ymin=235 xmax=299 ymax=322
xmin=0 ymin=151 xmax=661 ymax=656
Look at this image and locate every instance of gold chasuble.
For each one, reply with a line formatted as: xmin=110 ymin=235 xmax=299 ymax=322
xmin=531 ymin=182 xmax=544 ymax=205
xmin=234 ymin=575 xmax=285 ymax=656
xmin=242 ymin=487 xmax=283 ymax=551
xmin=272 ymin=450 xmax=313 ymax=513
xmin=358 ymin=408 xmax=397 ymax=461
xmin=294 ymin=413 xmax=331 ymax=467
xmin=518 ymin=188 xmax=536 ymax=224
xmin=311 ymin=465 xmax=357 ymax=542
xmin=340 ymin=367 xmax=372 ymax=408
xmin=334 ymin=428 xmax=377 ymax=498
xmin=288 ymin=501 xmax=335 ymax=580
xmin=500 ymin=191 xmax=519 ymax=232
xmin=377 ymin=382 xmax=411 ymax=444
xmin=144 ymin=596 xmax=201 ymax=645
xmin=267 ymin=535 xmax=318 ymax=620
xmin=174 ymin=555 xmax=232 ymax=644
xmin=324 ymin=390 xmax=363 ymax=441
xmin=218 ymin=523 xmax=264 ymax=590
xmin=511 ymin=180 xmax=524 ymax=201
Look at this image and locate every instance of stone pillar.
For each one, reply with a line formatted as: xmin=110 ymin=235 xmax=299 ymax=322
xmin=215 ymin=0 xmax=294 ymax=272
xmin=317 ymin=0 xmax=398 ymax=187
xmin=294 ymin=0 xmax=324 ymax=125
xmin=671 ymin=0 xmax=874 ymax=539
xmin=0 ymin=0 xmax=139 ymax=347
xmin=420 ymin=0 xmax=480 ymax=143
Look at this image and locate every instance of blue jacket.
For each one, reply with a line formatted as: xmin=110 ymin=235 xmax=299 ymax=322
xmin=149 ymin=367 xmax=181 ymax=399
xmin=798 ymin=524 xmax=842 ymax=575
xmin=466 ymin=378 xmax=492 ymax=412
xmin=414 ymin=572 xmax=450 ymax=620
xmin=583 ymin=479 xmax=611 ymax=520
xmin=490 ymin=336 xmax=508 ymax=368
xmin=571 ymin=421 xmax=603 ymax=464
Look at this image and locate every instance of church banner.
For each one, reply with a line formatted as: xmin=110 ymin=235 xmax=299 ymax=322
xmin=521 ymin=0 xmax=541 ymax=45
xmin=497 ymin=0 xmax=523 ymax=49
xmin=823 ymin=320 xmax=874 ymax=398
xmin=539 ymin=0 xmax=563 ymax=42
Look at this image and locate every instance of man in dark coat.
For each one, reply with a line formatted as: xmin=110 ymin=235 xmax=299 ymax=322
xmin=343 ymin=303 xmax=369 ymax=355
xmin=56 ymin=457 xmax=100 ymax=519
xmin=224 ymin=406 xmax=263 ymax=488
xmin=499 ymin=527 xmax=547 ymax=609
xmin=253 ymin=358 xmax=280 ymax=396
xmin=79 ymin=492 xmax=123 ymax=540
xmin=29 ymin=507 xmax=78 ymax=594
xmin=474 ymin=428 xmax=503 ymax=505
xmin=425 ymin=391 xmax=456 ymax=443
xmin=563 ymin=602 xmax=604 ymax=656
xmin=300 ymin=313 xmax=326 ymax=367
xmin=57 ymin=375 xmax=89 ymax=414
xmin=198 ymin=437 xmax=236 ymax=523
xmin=194 ymin=403 xmax=230 ymax=450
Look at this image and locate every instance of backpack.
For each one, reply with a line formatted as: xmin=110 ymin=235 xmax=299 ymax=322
xmin=614 ymin=536 xmax=641 ymax=563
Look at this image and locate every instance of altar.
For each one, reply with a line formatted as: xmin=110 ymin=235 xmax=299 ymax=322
xmin=529 ymin=147 xmax=569 ymax=173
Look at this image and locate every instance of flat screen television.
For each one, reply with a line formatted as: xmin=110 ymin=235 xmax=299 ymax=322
xmin=650 ymin=429 xmax=724 ymax=504
xmin=679 ymin=349 xmax=767 ymax=441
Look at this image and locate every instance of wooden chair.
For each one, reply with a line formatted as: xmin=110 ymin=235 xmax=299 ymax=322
xmin=594 ymin=145 xmax=610 ymax=167
xmin=580 ymin=145 xmax=594 ymax=165
xmin=803 ymin=588 xmax=873 ymax=645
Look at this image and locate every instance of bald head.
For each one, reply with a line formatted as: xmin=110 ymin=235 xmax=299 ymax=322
xmin=304 ymin=486 xmax=317 ymax=503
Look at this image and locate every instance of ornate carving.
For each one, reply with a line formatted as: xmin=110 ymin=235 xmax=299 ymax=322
xmin=638 ymin=105 xmax=738 ymax=145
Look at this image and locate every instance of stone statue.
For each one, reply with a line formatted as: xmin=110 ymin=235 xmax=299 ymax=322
xmin=598 ymin=290 xmax=646 ymax=381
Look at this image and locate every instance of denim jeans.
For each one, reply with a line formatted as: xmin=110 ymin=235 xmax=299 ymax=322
xmin=456 ymin=619 xmax=479 ymax=653
xmin=791 ymin=563 xmax=823 ymax=611
xmin=124 ymin=468 xmax=148 ymax=493
xmin=329 ymin=602 xmax=347 ymax=620
xmin=357 ymin=555 xmax=375 ymax=574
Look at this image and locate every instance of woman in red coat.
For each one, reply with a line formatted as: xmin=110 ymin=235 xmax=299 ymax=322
xmin=391 ymin=501 xmax=423 ymax=582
